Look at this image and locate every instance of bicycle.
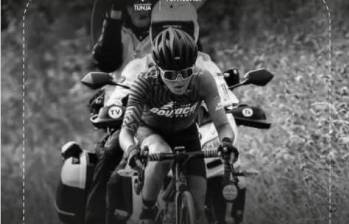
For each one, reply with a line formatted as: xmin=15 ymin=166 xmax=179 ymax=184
xmin=118 ymin=145 xmax=238 ymax=224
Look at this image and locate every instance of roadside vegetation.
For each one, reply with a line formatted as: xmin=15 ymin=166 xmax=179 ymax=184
xmin=2 ymin=0 xmax=348 ymax=223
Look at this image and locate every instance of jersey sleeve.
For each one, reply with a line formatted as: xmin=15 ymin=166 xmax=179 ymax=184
xmin=92 ymin=18 xmax=123 ymax=72
xmin=121 ymin=76 xmax=148 ymax=134
xmin=199 ymin=71 xmax=221 ymax=108
xmin=199 ymin=70 xmax=229 ymax=127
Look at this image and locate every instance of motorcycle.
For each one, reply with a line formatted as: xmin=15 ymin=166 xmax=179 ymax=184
xmin=199 ymin=69 xmax=272 ymax=224
xmin=55 ymin=62 xmax=273 ymax=224
xmin=55 ymin=71 xmax=124 ymax=224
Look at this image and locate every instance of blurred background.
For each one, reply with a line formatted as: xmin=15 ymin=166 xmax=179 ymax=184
xmin=1 ymin=0 xmax=349 ymax=224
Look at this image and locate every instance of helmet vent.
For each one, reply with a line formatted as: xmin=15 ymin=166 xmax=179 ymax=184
xmin=152 ymin=27 xmax=198 ymax=70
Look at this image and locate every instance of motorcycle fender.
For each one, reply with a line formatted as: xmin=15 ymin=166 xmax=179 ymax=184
xmin=103 ymin=84 xmax=121 ymax=106
xmin=56 ymin=151 xmax=96 ymax=224
xmin=200 ymin=114 xmax=238 ymax=179
xmin=105 ymin=85 xmax=130 ymax=107
xmin=61 ymin=151 xmax=88 ymax=189
xmin=200 ymin=113 xmax=238 ymax=146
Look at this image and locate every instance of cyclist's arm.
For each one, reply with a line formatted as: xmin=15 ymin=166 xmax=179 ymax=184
xmin=200 ymin=71 xmax=235 ymax=143
xmin=119 ymin=78 xmax=147 ymax=152
xmin=92 ymin=17 xmax=123 ymax=72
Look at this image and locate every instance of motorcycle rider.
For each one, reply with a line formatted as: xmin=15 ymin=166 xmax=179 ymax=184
xmin=85 ymin=1 xmax=158 ymax=224
xmin=119 ymin=27 xmax=239 ymax=224
xmin=92 ymin=0 xmax=158 ymax=74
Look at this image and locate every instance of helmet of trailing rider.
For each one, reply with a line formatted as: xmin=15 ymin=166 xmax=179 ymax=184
xmin=152 ymin=27 xmax=198 ymax=95
xmin=150 ymin=0 xmax=199 ymax=43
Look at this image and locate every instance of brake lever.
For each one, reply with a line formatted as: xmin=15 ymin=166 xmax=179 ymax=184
xmin=239 ymin=169 xmax=259 ymax=177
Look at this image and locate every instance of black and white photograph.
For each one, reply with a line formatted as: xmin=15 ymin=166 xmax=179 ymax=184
xmin=1 ymin=0 xmax=348 ymax=224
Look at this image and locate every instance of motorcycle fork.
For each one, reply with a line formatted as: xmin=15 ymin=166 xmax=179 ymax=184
xmin=223 ymin=161 xmax=239 ymax=224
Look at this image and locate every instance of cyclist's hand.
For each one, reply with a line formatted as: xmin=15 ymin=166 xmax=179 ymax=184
xmin=221 ymin=138 xmax=239 ymax=163
xmin=125 ymin=145 xmax=141 ymax=169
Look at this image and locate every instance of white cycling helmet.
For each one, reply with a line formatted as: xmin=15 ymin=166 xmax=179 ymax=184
xmin=150 ymin=0 xmax=199 ymax=43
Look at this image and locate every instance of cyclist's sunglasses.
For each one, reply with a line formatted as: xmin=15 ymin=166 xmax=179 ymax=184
xmin=159 ymin=67 xmax=194 ymax=81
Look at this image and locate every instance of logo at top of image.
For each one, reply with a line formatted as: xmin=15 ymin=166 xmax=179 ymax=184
xmin=134 ymin=0 xmax=152 ymax=11
xmin=166 ymin=0 xmax=203 ymax=3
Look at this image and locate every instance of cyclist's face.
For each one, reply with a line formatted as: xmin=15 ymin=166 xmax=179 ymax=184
xmin=160 ymin=67 xmax=196 ymax=95
xmin=126 ymin=5 xmax=151 ymax=28
xmin=163 ymin=77 xmax=192 ymax=95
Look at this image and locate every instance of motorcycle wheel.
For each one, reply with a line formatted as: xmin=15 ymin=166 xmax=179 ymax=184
xmin=206 ymin=176 xmax=245 ymax=224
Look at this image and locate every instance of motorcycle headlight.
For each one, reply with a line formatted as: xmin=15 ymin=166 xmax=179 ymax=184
xmin=222 ymin=184 xmax=238 ymax=201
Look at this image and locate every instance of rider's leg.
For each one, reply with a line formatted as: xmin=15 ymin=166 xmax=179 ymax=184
xmin=106 ymin=160 xmax=130 ymax=224
xmin=140 ymin=134 xmax=172 ymax=204
xmin=170 ymin=125 xmax=208 ymax=224
xmin=135 ymin=126 xmax=172 ymax=222
xmin=188 ymin=176 xmax=209 ymax=224
xmin=85 ymin=130 xmax=123 ymax=224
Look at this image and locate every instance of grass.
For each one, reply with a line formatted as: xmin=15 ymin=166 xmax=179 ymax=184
xmin=2 ymin=1 xmax=349 ymax=224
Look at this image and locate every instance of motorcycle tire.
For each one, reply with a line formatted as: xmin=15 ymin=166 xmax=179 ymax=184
xmin=206 ymin=176 xmax=246 ymax=224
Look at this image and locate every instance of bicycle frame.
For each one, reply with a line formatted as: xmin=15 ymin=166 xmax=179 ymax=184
xmin=172 ymin=146 xmax=193 ymax=224
xmin=172 ymin=146 xmax=190 ymax=193
xmin=118 ymin=146 xmax=243 ymax=223
xmin=140 ymin=146 xmax=232 ymax=224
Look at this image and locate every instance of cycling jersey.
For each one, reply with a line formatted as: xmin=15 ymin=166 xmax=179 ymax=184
xmin=122 ymin=66 xmax=224 ymax=134
xmin=106 ymin=52 xmax=239 ymax=108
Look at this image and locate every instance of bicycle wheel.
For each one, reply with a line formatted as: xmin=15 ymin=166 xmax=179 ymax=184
xmin=175 ymin=191 xmax=196 ymax=224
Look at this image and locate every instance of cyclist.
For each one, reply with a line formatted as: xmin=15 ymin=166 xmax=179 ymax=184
xmin=119 ymin=27 xmax=238 ymax=224
xmin=104 ymin=2 xmax=239 ymax=222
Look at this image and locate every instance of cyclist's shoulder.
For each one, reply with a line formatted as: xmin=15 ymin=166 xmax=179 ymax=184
xmin=196 ymin=67 xmax=216 ymax=83
xmin=194 ymin=68 xmax=218 ymax=96
xmin=195 ymin=51 xmax=221 ymax=75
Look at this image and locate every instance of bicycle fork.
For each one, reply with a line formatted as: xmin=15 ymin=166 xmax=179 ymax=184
xmin=174 ymin=161 xmax=185 ymax=224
